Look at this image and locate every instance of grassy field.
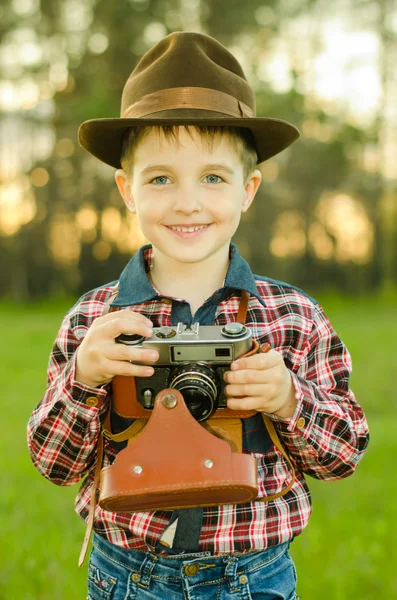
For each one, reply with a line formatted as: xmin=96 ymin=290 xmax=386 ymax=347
xmin=0 ymin=292 xmax=396 ymax=599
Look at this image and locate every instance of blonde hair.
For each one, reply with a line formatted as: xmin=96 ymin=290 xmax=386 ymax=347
xmin=120 ymin=125 xmax=258 ymax=183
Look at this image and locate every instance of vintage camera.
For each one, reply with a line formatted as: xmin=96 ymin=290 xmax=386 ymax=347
xmin=115 ymin=322 xmax=252 ymax=421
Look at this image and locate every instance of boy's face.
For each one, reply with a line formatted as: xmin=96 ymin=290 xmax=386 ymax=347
xmin=115 ymin=127 xmax=262 ymax=268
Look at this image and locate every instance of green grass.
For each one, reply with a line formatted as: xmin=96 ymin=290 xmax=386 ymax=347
xmin=0 ymin=293 xmax=396 ymax=599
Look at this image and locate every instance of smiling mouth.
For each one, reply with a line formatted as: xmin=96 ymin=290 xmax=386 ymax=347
xmin=167 ymin=224 xmax=211 ymax=233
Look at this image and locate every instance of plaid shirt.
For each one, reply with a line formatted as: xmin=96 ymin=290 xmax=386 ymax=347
xmin=27 ymin=243 xmax=369 ymax=555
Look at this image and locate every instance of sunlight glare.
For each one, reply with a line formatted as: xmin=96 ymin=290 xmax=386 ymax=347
xmin=48 ymin=215 xmax=81 ymax=265
xmin=0 ymin=176 xmax=37 ymax=236
xmin=315 ymin=192 xmax=374 ymax=264
xmin=270 ymin=211 xmax=306 ymax=259
xmin=101 ymin=207 xmax=122 ymax=242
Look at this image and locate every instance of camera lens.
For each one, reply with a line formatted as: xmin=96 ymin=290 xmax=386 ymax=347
xmin=169 ymin=363 xmax=219 ymax=421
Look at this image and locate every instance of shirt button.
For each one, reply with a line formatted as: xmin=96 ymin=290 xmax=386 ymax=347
xmin=184 ymin=564 xmax=200 ymax=576
xmin=85 ymin=396 xmax=99 ymax=407
xmin=296 ymin=417 xmax=306 ymax=429
xmin=161 ymin=298 xmax=172 ymax=304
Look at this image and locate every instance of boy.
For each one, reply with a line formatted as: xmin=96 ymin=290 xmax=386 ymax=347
xmin=27 ymin=32 xmax=369 ymax=599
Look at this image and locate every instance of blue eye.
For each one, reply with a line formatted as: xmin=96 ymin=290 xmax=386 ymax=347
xmin=151 ymin=176 xmax=170 ymax=185
xmin=150 ymin=174 xmax=224 ymax=185
xmin=205 ymin=174 xmax=223 ymax=183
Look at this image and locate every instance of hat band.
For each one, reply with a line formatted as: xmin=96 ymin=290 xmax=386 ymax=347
xmin=122 ymin=86 xmax=255 ymax=119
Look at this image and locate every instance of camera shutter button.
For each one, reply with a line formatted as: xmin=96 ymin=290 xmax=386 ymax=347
xmin=221 ymin=322 xmax=247 ymax=337
xmin=156 ymin=326 xmax=176 ymax=338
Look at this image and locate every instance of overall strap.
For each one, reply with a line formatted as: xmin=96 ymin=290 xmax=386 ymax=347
xmin=78 ymin=429 xmax=104 ymax=567
xmin=78 ymin=283 xmax=119 ymax=567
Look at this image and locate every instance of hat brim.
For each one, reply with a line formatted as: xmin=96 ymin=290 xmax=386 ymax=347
xmin=78 ymin=113 xmax=300 ymax=169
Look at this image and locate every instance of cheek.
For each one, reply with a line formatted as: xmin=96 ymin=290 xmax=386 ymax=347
xmin=226 ymin=208 xmax=243 ymax=225
xmin=212 ymin=200 xmax=242 ymax=222
xmin=134 ymin=210 xmax=152 ymax=236
xmin=136 ymin=204 xmax=159 ymax=224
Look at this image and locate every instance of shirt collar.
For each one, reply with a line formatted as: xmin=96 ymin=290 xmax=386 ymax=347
xmin=111 ymin=242 xmax=264 ymax=307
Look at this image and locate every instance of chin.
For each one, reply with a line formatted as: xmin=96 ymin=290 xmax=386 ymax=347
xmin=169 ymin=251 xmax=211 ymax=264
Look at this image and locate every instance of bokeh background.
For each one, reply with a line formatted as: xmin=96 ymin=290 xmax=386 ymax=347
xmin=1 ymin=0 xmax=396 ymax=598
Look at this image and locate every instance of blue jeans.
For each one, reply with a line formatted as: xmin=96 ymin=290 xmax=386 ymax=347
xmin=87 ymin=532 xmax=299 ymax=599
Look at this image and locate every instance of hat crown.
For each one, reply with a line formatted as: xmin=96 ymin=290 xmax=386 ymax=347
xmin=120 ymin=32 xmax=256 ymax=118
xmin=78 ymin=31 xmax=300 ymax=170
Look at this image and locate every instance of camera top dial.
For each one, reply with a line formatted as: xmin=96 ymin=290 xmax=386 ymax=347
xmin=115 ymin=333 xmax=145 ymax=345
xmin=221 ymin=323 xmax=247 ymax=338
xmin=155 ymin=326 xmax=176 ymax=339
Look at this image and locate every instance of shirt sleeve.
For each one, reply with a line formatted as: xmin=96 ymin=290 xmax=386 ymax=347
xmin=268 ymin=302 xmax=370 ymax=481
xmin=27 ymin=304 xmax=110 ymax=486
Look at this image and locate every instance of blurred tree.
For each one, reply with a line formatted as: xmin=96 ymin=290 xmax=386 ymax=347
xmin=204 ymin=0 xmax=380 ymax=291
xmin=1 ymin=0 xmax=396 ymax=299
xmin=374 ymin=0 xmax=397 ymax=290
xmin=1 ymin=0 xmax=180 ymax=298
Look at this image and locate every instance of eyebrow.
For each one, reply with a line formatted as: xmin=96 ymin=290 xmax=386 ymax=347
xmin=139 ymin=163 xmax=236 ymax=176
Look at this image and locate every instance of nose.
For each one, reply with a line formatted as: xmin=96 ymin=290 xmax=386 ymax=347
xmin=172 ymin=189 xmax=202 ymax=214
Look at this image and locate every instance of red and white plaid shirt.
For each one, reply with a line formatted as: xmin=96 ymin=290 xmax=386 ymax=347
xmin=27 ymin=244 xmax=369 ymax=555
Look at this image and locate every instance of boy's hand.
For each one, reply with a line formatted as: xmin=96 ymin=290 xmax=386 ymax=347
xmin=75 ymin=310 xmax=159 ymax=388
xmin=223 ymin=345 xmax=297 ymax=418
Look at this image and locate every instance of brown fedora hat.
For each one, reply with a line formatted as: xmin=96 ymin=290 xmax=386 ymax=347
xmin=78 ymin=31 xmax=300 ymax=169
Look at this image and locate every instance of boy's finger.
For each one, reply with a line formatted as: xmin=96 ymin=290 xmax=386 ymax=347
xmin=225 ymin=383 xmax=268 ymax=398
xmin=231 ymin=351 xmax=277 ymax=371
xmin=224 ymin=368 xmax=265 ymax=384
xmin=97 ymin=309 xmax=153 ymax=328
xmin=226 ymin=396 xmax=269 ymax=412
xmin=107 ymin=359 xmax=155 ymax=378
xmin=101 ymin=317 xmax=154 ymax=339
xmin=107 ymin=344 xmax=159 ymax=364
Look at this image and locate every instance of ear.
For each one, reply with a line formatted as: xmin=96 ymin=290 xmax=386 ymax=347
xmin=241 ymin=169 xmax=262 ymax=213
xmin=115 ymin=169 xmax=136 ymax=213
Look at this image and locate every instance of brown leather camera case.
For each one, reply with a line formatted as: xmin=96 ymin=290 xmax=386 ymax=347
xmin=99 ymin=388 xmax=258 ymax=512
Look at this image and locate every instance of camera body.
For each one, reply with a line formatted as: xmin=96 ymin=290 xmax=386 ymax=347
xmin=116 ymin=322 xmax=252 ymax=421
